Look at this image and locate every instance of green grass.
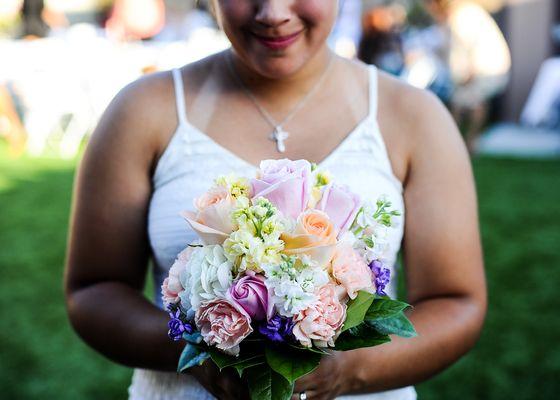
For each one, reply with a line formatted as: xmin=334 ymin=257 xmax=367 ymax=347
xmin=1 ymin=145 xmax=559 ymax=399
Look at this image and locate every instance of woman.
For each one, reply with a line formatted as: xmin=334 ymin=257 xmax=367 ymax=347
xmin=64 ymin=1 xmax=486 ymax=399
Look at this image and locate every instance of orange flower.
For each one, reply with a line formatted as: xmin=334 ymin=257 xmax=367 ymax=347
xmin=281 ymin=210 xmax=338 ymax=267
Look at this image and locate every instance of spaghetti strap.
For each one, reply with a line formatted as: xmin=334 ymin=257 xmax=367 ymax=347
xmin=368 ymin=65 xmax=378 ymax=118
xmin=171 ymin=68 xmax=188 ymax=127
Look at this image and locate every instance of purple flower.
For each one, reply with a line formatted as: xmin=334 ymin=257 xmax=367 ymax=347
xmin=167 ymin=309 xmax=193 ymax=341
xmin=369 ymin=260 xmax=391 ymax=296
xmin=259 ymin=315 xmax=295 ymax=343
xmin=228 ymin=271 xmax=273 ymax=321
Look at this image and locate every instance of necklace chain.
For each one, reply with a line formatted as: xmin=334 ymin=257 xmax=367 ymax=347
xmin=224 ymin=50 xmax=334 ymax=153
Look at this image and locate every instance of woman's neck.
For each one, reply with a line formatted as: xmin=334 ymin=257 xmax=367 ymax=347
xmin=226 ymin=46 xmax=335 ymax=104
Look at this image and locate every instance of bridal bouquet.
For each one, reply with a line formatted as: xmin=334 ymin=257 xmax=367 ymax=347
xmin=162 ymin=159 xmax=416 ymax=400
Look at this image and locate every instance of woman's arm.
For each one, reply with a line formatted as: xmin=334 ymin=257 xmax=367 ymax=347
xmin=65 ymin=72 xmax=251 ymax=399
xmin=293 ymin=87 xmax=487 ymax=398
xmin=64 ymin=73 xmax=184 ymax=370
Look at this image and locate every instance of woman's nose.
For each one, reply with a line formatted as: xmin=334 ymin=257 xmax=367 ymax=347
xmin=254 ymin=0 xmax=292 ymax=27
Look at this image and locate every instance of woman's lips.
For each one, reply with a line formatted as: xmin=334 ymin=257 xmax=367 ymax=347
xmin=252 ymin=30 xmax=303 ymax=50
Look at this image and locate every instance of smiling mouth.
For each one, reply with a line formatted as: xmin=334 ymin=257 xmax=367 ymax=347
xmin=251 ymin=30 xmax=303 ymax=50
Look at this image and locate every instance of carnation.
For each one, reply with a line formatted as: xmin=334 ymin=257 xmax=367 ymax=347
xmin=292 ymin=284 xmax=347 ymax=348
xmin=161 ymin=247 xmax=193 ymax=305
xmin=195 ymin=298 xmax=253 ymax=356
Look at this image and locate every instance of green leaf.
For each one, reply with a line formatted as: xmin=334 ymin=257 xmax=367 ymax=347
xmin=343 ymin=291 xmax=375 ymax=331
xmin=265 ymin=345 xmax=321 ymax=384
xmin=208 ymin=348 xmax=263 ymax=372
xmin=233 ymin=355 xmax=266 ymax=378
xmin=288 ymin=343 xmax=330 ymax=355
xmin=365 ymin=298 xmax=410 ymax=321
xmin=245 ymin=364 xmax=294 ymax=400
xmin=334 ymin=323 xmax=391 ymax=351
xmin=207 ymin=348 xmax=238 ymax=370
xmin=367 ymin=311 xmax=417 ymax=338
xmin=177 ymin=343 xmax=209 ymax=373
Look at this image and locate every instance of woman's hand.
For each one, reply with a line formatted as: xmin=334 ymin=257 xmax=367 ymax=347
xmin=190 ymin=360 xmax=251 ymax=400
xmin=292 ymin=352 xmax=349 ymax=400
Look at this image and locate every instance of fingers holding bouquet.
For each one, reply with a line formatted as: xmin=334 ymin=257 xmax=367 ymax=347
xmin=162 ymin=159 xmax=415 ymax=400
xmin=291 ymin=352 xmax=348 ymax=400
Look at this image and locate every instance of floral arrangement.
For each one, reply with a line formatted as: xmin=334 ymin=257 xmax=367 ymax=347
xmin=162 ymin=159 xmax=416 ymax=400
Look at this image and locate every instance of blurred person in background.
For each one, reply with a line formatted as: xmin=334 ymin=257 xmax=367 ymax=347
xmin=18 ymin=0 xmax=67 ymax=39
xmin=358 ymin=2 xmax=454 ymax=104
xmin=20 ymin=0 xmax=48 ymax=38
xmin=106 ymin=0 xmax=166 ymax=41
xmin=422 ymin=0 xmax=511 ymax=152
xmin=0 ymin=84 xmax=26 ymax=156
xmin=329 ymin=0 xmax=363 ymax=58
xmin=358 ymin=5 xmax=406 ymax=76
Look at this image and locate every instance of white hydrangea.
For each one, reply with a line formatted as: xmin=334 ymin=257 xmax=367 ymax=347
xmin=262 ymin=257 xmax=329 ymax=317
xmin=179 ymin=245 xmax=234 ymax=313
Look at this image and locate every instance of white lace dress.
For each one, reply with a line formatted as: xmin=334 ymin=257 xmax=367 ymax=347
xmin=128 ymin=66 xmax=417 ymax=400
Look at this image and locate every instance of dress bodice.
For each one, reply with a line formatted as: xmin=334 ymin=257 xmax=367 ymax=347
xmin=130 ymin=65 xmax=416 ymax=400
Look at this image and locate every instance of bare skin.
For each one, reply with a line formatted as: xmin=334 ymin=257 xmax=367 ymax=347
xmin=65 ymin=2 xmax=486 ymax=399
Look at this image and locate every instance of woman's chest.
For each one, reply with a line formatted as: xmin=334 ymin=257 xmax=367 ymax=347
xmin=147 ymin=135 xmax=404 ymax=278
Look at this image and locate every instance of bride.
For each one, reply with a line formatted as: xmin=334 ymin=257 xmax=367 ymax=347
xmin=64 ymin=1 xmax=486 ymax=399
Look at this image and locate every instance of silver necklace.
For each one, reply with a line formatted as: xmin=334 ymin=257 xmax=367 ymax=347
xmin=225 ymin=51 xmax=334 ymax=153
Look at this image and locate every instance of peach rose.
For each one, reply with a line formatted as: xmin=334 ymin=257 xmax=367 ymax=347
xmin=331 ymin=243 xmax=375 ymax=299
xmin=281 ymin=210 xmax=338 ymax=268
xmin=182 ymin=186 xmax=236 ymax=245
xmin=292 ymin=284 xmax=347 ymax=348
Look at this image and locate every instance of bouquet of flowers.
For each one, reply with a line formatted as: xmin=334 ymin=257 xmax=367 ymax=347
xmin=162 ymin=159 xmax=416 ymax=400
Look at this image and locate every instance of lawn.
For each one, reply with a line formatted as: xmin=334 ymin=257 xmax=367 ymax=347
xmin=1 ymin=146 xmax=559 ymax=399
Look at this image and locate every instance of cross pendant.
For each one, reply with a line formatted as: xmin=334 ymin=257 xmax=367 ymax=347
xmin=270 ymin=126 xmax=289 ymax=153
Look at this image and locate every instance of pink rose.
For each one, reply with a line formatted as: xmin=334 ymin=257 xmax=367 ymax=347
xmin=181 ymin=186 xmax=236 ymax=245
xmin=317 ymin=183 xmax=361 ymax=235
xmin=195 ymin=298 xmax=253 ymax=356
xmin=331 ymin=243 xmax=375 ymax=300
xmin=228 ymin=271 xmax=273 ymax=321
xmin=251 ymin=159 xmax=312 ymax=219
xmin=161 ymin=247 xmax=194 ymax=304
xmin=292 ymin=284 xmax=347 ymax=348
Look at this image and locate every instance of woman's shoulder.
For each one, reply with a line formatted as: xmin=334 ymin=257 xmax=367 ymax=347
xmin=375 ymin=68 xmax=465 ymax=181
xmin=85 ymin=69 xmax=184 ymax=177
xmin=377 ymin=69 xmax=448 ymax=132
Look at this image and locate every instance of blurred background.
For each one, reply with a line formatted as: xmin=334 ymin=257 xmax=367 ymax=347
xmin=0 ymin=0 xmax=559 ymax=398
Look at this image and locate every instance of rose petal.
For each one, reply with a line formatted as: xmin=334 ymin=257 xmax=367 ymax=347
xmin=181 ymin=211 xmax=229 ymax=245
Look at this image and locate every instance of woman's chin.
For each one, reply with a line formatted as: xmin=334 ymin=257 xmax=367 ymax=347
xmin=238 ymin=51 xmax=310 ymax=80
xmin=254 ymin=60 xmax=305 ymax=79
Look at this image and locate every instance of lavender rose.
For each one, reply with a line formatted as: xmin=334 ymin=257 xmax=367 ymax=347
xmin=228 ymin=271 xmax=273 ymax=321
xmin=251 ymin=159 xmax=312 ymax=219
xmin=317 ymin=183 xmax=361 ymax=235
